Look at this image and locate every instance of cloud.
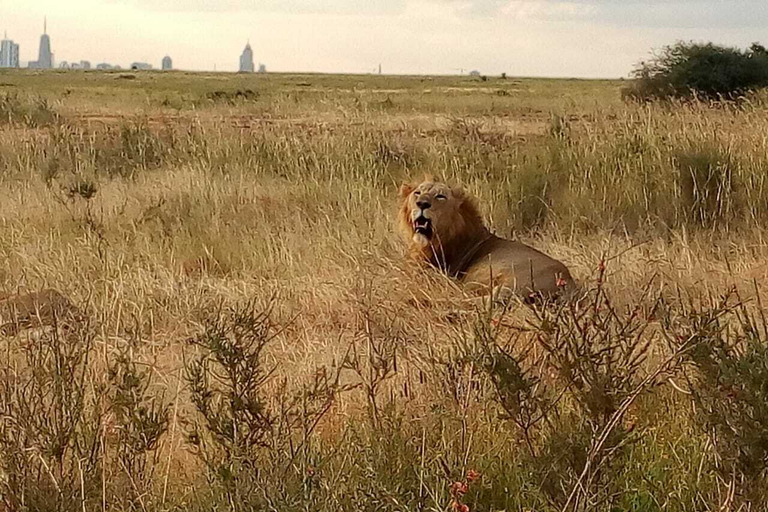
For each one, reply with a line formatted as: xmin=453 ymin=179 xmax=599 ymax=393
xmin=421 ymin=0 xmax=768 ymax=29
xmin=104 ymin=0 xmax=405 ymax=15
xmin=528 ymin=0 xmax=768 ymax=29
xmin=100 ymin=0 xmax=768 ymax=29
xmin=434 ymin=0 xmax=510 ymax=16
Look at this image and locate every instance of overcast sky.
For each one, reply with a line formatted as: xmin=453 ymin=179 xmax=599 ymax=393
xmin=6 ymin=0 xmax=768 ymax=77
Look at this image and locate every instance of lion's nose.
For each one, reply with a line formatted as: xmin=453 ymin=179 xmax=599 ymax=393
xmin=416 ymin=200 xmax=431 ymax=210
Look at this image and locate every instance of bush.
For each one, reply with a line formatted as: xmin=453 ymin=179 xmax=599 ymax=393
xmin=0 ymin=313 xmax=101 ymax=511
xmin=626 ymin=41 xmax=768 ymax=101
xmin=447 ymin=265 xmax=767 ymax=510
xmin=673 ymin=292 xmax=768 ymax=507
xmin=184 ymin=298 xmax=341 ymax=509
xmin=106 ymin=346 xmax=170 ymax=509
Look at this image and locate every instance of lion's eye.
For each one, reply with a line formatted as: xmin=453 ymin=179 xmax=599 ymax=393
xmin=436 ymin=194 xmax=447 ymax=200
xmin=414 ymin=191 xmax=421 ymax=196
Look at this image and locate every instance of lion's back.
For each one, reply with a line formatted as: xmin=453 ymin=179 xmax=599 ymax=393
xmin=0 ymin=289 xmax=82 ymax=336
xmin=462 ymin=238 xmax=573 ymax=297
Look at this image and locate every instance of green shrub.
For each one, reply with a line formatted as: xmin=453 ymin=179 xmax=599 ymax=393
xmin=0 ymin=314 xmax=101 ymax=511
xmin=626 ymin=41 xmax=768 ymax=101
xmin=675 ymin=293 xmax=768 ymax=507
xmin=184 ymin=298 xmax=340 ymax=509
xmin=107 ymin=346 xmax=170 ymax=509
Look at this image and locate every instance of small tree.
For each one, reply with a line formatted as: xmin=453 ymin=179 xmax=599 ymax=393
xmin=625 ymin=41 xmax=768 ymax=101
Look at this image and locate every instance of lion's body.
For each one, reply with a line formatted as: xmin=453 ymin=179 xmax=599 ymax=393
xmin=0 ymin=289 xmax=81 ymax=336
xmin=399 ymin=180 xmax=574 ymax=301
xmin=459 ymin=235 xmax=573 ymax=297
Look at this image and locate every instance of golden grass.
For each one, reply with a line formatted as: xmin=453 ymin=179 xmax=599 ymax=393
xmin=2 ymin=70 xmax=768 ymax=510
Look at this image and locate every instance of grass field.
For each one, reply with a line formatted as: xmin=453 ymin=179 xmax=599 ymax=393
xmin=1 ymin=69 xmax=768 ymax=511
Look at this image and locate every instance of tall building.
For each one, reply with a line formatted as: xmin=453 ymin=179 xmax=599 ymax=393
xmin=28 ymin=18 xmax=53 ymax=69
xmin=239 ymin=42 xmax=254 ymax=73
xmin=162 ymin=56 xmax=173 ymax=70
xmin=0 ymin=32 xmax=20 ymax=68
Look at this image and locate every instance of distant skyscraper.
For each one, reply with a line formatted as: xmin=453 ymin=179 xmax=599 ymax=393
xmin=162 ymin=56 xmax=173 ymax=70
xmin=28 ymin=18 xmax=53 ymax=69
xmin=0 ymin=32 xmax=20 ymax=68
xmin=130 ymin=62 xmax=152 ymax=70
xmin=258 ymin=63 xmax=267 ymax=74
xmin=239 ymin=42 xmax=254 ymax=73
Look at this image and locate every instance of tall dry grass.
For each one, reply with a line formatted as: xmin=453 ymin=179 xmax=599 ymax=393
xmin=1 ymin=74 xmax=768 ymax=511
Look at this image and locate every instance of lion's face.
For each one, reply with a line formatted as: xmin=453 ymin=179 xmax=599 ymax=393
xmin=399 ymin=181 xmax=479 ymax=250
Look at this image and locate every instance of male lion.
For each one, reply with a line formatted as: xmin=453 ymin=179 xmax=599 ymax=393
xmin=399 ymin=179 xmax=575 ymax=303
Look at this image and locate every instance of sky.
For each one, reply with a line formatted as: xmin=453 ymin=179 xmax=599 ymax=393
xmin=5 ymin=0 xmax=768 ymax=77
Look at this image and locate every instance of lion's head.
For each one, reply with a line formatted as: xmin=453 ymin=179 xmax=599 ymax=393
xmin=399 ymin=180 xmax=488 ymax=268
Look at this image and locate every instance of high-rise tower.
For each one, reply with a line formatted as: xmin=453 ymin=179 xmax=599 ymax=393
xmin=239 ymin=42 xmax=254 ymax=73
xmin=0 ymin=32 xmax=20 ymax=68
xmin=37 ymin=18 xmax=53 ymax=69
xmin=29 ymin=18 xmax=53 ymax=69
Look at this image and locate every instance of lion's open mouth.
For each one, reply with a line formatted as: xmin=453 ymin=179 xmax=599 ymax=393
xmin=413 ymin=216 xmax=433 ymax=239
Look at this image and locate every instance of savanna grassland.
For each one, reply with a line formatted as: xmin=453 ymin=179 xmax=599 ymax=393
xmin=2 ymin=69 xmax=768 ymax=512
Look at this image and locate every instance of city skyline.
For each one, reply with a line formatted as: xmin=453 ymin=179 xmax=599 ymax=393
xmin=4 ymin=18 xmax=261 ymax=75
xmin=3 ymin=20 xmax=177 ymax=72
xmin=6 ymin=1 xmax=768 ymax=77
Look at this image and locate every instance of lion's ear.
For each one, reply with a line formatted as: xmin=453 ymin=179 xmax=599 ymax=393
xmin=452 ymin=187 xmax=466 ymax=200
xmin=399 ymin=183 xmax=415 ymax=198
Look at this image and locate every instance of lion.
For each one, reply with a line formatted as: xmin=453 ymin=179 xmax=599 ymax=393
xmin=399 ymin=179 xmax=575 ymax=304
xmin=0 ymin=288 xmax=83 ymax=336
